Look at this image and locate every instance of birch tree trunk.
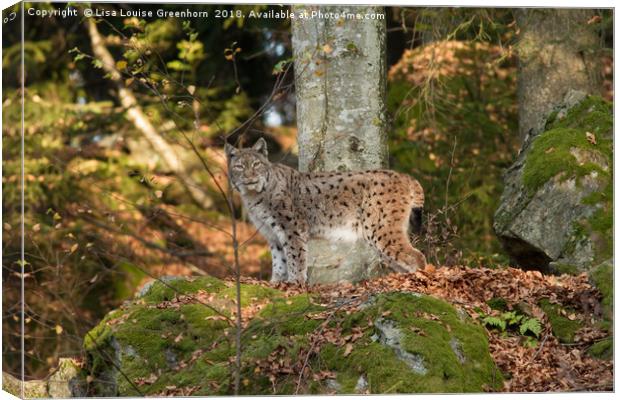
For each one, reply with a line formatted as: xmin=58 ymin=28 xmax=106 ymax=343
xmin=516 ymin=9 xmax=602 ymax=143
xmin=86 ymin=19 xmax=213 ymax=209
xmin=292 ymin=5 xmax=388 ymax=284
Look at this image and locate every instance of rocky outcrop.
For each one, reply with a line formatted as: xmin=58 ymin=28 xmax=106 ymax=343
xmin=80 ymin=276 xmax=500 ymax=395
xmin=2 ymin=358 xmax=84 ymax=398
xmin=494 ymin=92 xmax=612 ymax=274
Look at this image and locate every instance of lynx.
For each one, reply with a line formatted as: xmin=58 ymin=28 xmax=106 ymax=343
xmin=226 ymin=138 xmax=426 ymax=284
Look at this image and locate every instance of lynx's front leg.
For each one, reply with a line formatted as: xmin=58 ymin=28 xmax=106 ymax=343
xmin=269 ymin=243 xmax=288 ymax=283
xmin=281 ymin=233 xmax=308 ymax=284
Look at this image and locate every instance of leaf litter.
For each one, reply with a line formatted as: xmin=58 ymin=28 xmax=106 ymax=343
xmin=236 ymin=264 xmax=613 ymax=392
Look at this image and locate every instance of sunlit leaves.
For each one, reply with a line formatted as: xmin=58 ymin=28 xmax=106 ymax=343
xmin=272 ymin=57 xmax=293 ymax=75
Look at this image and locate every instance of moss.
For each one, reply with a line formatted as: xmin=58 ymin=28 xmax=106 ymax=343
xmin=538 ymin=299 xmax=582 ymax=343
xmin=522 ymin=96 xmax=613 ymax=266
xmin=217 ymin=284 xmax=282 ymax=307
xmin=256 ymin=294 xmax=325 ymax=336
xmin=487 ymin=297 xmax=508 ymax=311
xmin=551 ymin=263 xmax=580 ymax=276
xmin=522 ymin=95 xmax=612 ymax=196
xmin=588 ymin=337 xmax=613 ymax=360
xmin=140 ymin=276 xmax=226 ymax=303
xmin=84 ymin=279 xmax=501 ymax=395
xmin=321 ymin=293 xmax=501 ymax=393
xmin=589 ymin=261 xmax=613 ymax=321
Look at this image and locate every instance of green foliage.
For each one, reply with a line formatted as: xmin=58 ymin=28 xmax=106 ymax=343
xmin=272 ymin=57 xmax=293 ymax=75
xmin=481 ymin=316 xmax=506 ymax=331
xmin=388 ymin=40 xmax=519 ymax=265
xmin=518 ymin=317 xmax=542 ymax=337
xmin=481 ymin=310 xmax=542 ymax=339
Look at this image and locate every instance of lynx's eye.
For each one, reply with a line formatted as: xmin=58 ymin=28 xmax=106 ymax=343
xmin=232 ymin=164 xmax=244 ymax=171
xmin=251 ymin=160 xmax=261 ymax=168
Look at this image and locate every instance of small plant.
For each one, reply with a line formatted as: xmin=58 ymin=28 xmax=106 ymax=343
xmin=481 ymin=310 xmax=542 ymax=347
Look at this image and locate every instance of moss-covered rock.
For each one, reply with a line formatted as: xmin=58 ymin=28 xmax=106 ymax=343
xmin=588 ymin=337 xmax=613 ymax=360
xmin=538 ymin=299 xmax=583 ymax=344
xmin=589 ymin=259 xmax=613 ymax=322
xmin=82 ymin=277 xmax=501 ymax=395
xmin=494 ymin=91 xmax=613 ymax=273
xmin=2 ymin=358 xmax=85 ymax=398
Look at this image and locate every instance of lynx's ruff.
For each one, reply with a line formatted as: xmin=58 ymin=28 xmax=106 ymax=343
xmin=226 ymin=138 xmax=426 ymax=283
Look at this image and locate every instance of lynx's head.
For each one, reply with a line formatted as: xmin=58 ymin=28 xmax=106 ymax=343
xmin=225 ymin=138 xmax=271 ymax=194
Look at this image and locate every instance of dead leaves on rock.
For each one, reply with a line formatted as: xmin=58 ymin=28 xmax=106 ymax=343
xmin=246 ymin=265 xmax=612 ymax=393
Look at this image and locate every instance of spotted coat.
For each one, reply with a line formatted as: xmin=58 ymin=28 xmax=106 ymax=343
xmin=226 ymin=139 xmax=426 ymax=283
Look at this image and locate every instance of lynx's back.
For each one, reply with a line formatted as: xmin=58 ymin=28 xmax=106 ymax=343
xmin=294 ymin=170 xmax=424 ymax=243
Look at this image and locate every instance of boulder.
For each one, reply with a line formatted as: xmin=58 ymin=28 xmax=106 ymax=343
xmin=2 ymin=358 xmax=84 ymax=398
xmin=494 ymin=92 xmax=612 ymax=274
xmin=82 ymin=276 xmax=501 ymax=395
xmin=306 ymin=239 xmax=389 ymax=284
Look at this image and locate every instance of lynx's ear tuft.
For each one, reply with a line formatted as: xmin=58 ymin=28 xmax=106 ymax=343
xmin=224 ymin=142 xmax=236 ymax=158
xmin=252 ymin=137 xmax=268 ymax=157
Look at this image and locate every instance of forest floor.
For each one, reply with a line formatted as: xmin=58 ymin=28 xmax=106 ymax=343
xmin=227 ymin=265 xmax=613 ymax=393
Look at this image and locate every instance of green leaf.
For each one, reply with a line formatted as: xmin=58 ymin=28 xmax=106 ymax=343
xmin=166 ymin=60 xmax=191 ymax=72
xmin=482 ymin=315 xmax=506 ymax=331
xmin=272 ymin=58 xmax=293 ymax=75
xmin=501 ymin=311 xmax=522 ymax=326
xmin=519 ymin=318 xmax=542 ymax=338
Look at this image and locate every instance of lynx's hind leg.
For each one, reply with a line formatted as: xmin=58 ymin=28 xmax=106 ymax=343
xmin=363 ymin=176 xmax=426 ymax=273
xmin=374 ymin=232 xmax=427 ymax=273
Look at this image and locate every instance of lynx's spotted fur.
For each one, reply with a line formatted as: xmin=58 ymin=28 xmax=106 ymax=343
xmin=226 ymin=138 xmax=426 ymax=283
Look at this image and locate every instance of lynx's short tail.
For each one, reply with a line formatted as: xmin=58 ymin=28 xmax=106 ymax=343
xmin=409 ymin=207 xmax=424 ymax=235
xmin=407 ymin=177 xmax=424 ymax=235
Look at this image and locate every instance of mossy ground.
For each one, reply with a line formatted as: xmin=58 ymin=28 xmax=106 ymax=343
xmin=589 ymin=261 xmax=613 ymax=322
xmin=587 ymin=261 xmax=613 ymax=359
xmin=538 ymin=299 xmax=583 ymax=344
xmin=83 ymin=278 xmax=501 ymax=395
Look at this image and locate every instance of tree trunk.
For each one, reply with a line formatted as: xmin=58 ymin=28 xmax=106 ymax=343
xmin=86 ymin=19 xmax=213 ymax=209
xmin=292 ymin=5 xmax=388 ymax=284
xmin=516 ymin=9 xmax=602 ymax=143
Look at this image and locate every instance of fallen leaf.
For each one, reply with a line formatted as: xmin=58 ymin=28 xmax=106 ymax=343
xmin=343 ymin=343 xmax=353 ymax=357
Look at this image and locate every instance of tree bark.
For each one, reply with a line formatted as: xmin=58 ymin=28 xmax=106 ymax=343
xmin=516 ymin=9 xmax=602 ymax=143
xmin=292 ymin=6 xmax=388 ymax=284
xmin=86 ymin=19 xmax=213 ymax=209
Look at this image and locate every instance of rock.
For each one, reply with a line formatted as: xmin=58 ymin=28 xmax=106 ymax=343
xmin=2 ymin=358 xmax=84 ymax=398
xmin=371 ymin=317 xmax=428 ymax=375
xmin=83 ymin=277 xmax=501 ymax=395
xmin=325 ymin=379 xmax=342 ymax=392
xmin=306 ymin=238 xmax=389 ymax=284
xmin=354 ymin=375 xmax=368 ymax=393
xmin=589 ymin=258 xmax=613 ymax=322
xmin=494 ymin=92 xmax=612 ymax=274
